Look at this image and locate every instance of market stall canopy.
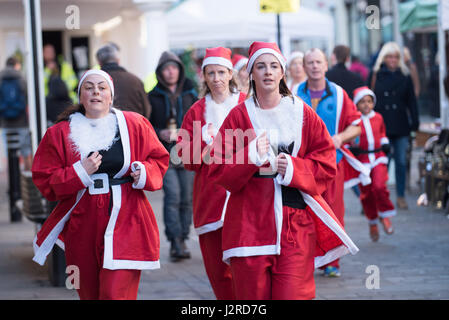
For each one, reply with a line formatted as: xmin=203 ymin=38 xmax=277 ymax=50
xmin=166 ymin=0 xmax=333 ymax=50
xmin=399 ymin=0 xmax=438 ymax=33
xmin=442 ymin=0 xmax=449 ymax=31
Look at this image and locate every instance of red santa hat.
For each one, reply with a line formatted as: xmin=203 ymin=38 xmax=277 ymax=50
xmin=232 ymin=54 xmax=248 ymax=72
xmin=353 ymin=86 xmax=376 ymax=106
xmin=201 ymin=47 xmax=233 ymax=70
xmin=246 ymin=41 xmax=286 ymax=74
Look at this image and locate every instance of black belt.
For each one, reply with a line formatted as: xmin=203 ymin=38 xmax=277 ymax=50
xmin=348 ymin=147 xmax=382 ymax=154
xmin=281 ymin=186 xmax=307 ymax=209
xmin=253 ymin=172 xmax=277 ymax=178
xmin=92 ymin=176 xmax=133 ymax=189
xmin=357 ymin=148 xmax=382 ymax=154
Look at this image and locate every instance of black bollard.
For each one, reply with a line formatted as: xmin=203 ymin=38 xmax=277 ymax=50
xmin=46 ymin=200 xmax=66 ymax=287
xmin=6 ymin=130 xmax=22 ymax=222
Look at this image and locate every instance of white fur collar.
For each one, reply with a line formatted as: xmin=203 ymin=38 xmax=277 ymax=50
xmin=69 ymin=112 xmax=118 ymax=160
xmin=361 ymin=110 xmax=375 ymax=119
xmin=254 ymin=96 xmax=299 ymax=147
xmin=204 ymin=92 xmax=240 ymax=131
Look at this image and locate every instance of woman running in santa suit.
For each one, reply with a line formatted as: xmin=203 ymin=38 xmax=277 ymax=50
xmin=177 ymin=47 xmax=246 ymax=300
xmin=31 ymin=69 xmax=169 ymax=300
xmin=207 ymin=42 xmax=359 ymax=300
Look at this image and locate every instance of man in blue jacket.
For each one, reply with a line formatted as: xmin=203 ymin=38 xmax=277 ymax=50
xmin=297 ymin=48 xmax=362 ymax=278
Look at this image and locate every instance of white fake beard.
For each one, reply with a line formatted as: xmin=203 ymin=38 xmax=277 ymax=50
xmin=255 ymin=96 xmax=300 ymax=148
xmin=69 ymin=112 xmax=118 ymax=160
xmin=204 ymin=92 xmax=240 ymax=132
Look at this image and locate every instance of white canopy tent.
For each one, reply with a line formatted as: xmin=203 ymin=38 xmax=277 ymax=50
xmin=166 ymin=0 xmax=334 ymax=54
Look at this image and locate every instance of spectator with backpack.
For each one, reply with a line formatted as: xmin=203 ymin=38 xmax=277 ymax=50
xmin=0 ymin=56 xmax=32 ymax=170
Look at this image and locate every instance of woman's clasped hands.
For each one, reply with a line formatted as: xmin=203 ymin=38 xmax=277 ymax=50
xmin=256 ymin=132 xmax=288 ymax=177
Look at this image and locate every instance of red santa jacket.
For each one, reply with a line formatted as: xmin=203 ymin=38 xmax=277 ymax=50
xmin=324 ymin=83 xmax=371 ymax=189
xmin=207 ymin=96 xmax=359 ymax=267
xmin=31 ymin=109 xmax=169 ymax=270
xmin=356 ymin=110 xmax=389 ymax=167
xmin=178 ymin=92 xmax=246 ymax=234
xmin=344 ymin=111 xmax=388 ymax=188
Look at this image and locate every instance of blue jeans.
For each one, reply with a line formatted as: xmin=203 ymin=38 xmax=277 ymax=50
xmin=162 ymin=167 xmax=194 ymax=241
xmin=351 ymin=185 xmax=361 ymax=198
xmin=388 ymin=136 xmax=409 ymax=198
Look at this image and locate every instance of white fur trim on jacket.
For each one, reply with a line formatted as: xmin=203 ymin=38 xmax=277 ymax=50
xmin=275 ymin=153 xmax=294 ymax=186
xmin=32 ymin=189 xmax=86 ymax=265
xmin=248 ymin=135 xmax=270 ymax=167
xmin=73 ymin=160 xmax=94 ymax=187
xmin=69 ymin=112 xmax=118 ymax=160
xmin=201 ymin=124 xmax=214 ymax=145
xmin=195 ymin=191 xmax=230 ymax=235
xmin=380 ymin=137 xmax=389 ymax=145
xmin=131 ymin=161 xmax=146 ymax=189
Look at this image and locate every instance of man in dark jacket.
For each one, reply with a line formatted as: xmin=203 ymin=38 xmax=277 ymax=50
xmin=148 ymin=51 xmax=198 ymax=262
xmin=96 ymin=44 xmax=151 ymax=118
xmin=326 ymin=45 xmax=364 ymax=100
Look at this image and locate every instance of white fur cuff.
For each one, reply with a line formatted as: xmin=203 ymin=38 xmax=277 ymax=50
xmin=248 ymin=137 xmax=268 ymax=167
xmin=73 ymin=160 xmax=94 ymax=188
xmin=201 ymin=124 xmax=214 ymax=145
xmin=131 ymin=161 xmax=146 ymax=189
xmin=275 ymin=153 xmax=293 ymax=186
xmin=380 ymin=137 xmax=389 ymax=145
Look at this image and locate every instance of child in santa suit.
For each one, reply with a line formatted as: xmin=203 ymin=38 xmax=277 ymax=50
xmin=177 ymin=47 xmax=246 ymax=299
xmin=350 ymin=86 xmax=396 ymax=241
xmin=31 ymin=69 xmax=169 ymax=299
xmin=207 ymin=42 xmax=359 ymax=300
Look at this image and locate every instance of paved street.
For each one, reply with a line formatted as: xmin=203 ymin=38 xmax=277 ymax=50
xmin=0 ymin=147 xmax=448 ymax=300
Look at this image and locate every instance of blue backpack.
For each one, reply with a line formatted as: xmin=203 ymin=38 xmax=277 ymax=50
xmin=0 ymin=78 xmax=26 ymax=119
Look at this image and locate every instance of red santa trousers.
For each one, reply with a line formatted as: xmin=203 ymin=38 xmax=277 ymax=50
xmin=229 ymin=206 xmax=316 ymax=300
xmin=320 ymin=160 xmax=345 ymax=269
xmin=199 ymin=228 xmax=235 ymax=300
xmin=359 ymin=164 xmax=395 ymax=223
xmin=64 ymin=192 xmax=141 ymax=300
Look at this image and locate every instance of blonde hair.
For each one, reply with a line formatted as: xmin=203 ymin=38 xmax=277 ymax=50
xmin=373 ymin=42 xmax=409 ymax=75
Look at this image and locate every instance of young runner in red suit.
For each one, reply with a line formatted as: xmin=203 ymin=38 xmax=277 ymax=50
xmin=31 ymin=69 xmax=169 ymax=299
xmin=207 ymin=42 xmax=359 ymax=300
xmin=349 ymin=86 xmax=396 ymax=241
xmin=177 ymin=47 xmax=246 ymax=299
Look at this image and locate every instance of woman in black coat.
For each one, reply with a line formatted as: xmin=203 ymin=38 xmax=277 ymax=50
xmin=368 ymin=42 xmax=419 ymax=210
